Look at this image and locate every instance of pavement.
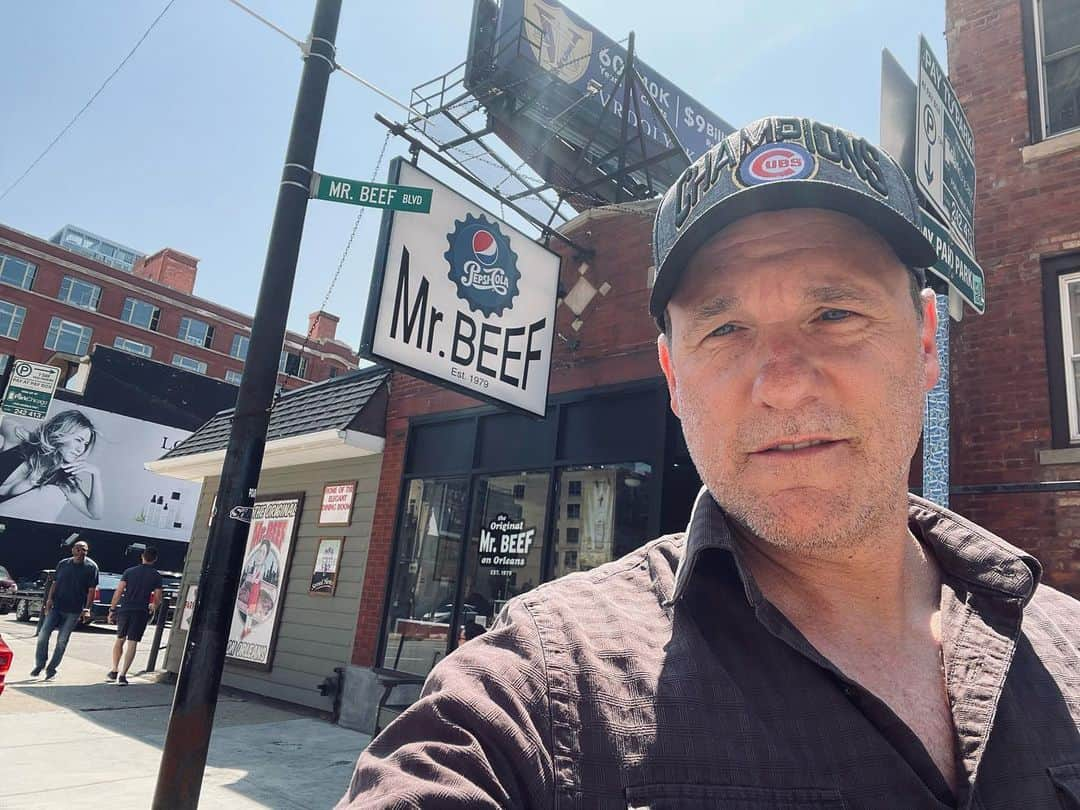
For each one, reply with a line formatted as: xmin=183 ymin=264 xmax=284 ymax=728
xmin=0 ymin=614 xmax=371 ymax=809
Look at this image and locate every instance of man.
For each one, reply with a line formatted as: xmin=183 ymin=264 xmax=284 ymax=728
xmin=34 ymin=538 xmax=98 ymax=680
xmin=339 ymin=118 xmax=1080 ymax=808
xmin=107 ymin=546 xmax=163 ymax=685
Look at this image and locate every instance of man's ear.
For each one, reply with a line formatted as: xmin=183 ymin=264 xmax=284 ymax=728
xmin=658 ymin=333 xmax=681 ymax=418
xmin=919 ymin=289 xmax=940 ymax=393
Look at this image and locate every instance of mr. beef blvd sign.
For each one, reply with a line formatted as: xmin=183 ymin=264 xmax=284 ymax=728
xmin=360 ymin=159 xmax=560 ymax=417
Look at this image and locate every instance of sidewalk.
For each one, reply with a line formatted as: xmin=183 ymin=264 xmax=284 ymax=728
xmin=0 ymin=620 xmax=371 ymax=809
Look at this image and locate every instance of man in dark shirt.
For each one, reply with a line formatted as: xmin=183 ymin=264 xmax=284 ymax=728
xmin=339 ymin=117 xmax=1080 ymax=808
xmin=107 ymin=546 xmax=163 ymax=685
xmin=34 ymin=538 xmax=98 ymax=680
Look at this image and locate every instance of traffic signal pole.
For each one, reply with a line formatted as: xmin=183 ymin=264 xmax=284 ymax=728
xmin=152 ymin=2 xmax=341 ymax=806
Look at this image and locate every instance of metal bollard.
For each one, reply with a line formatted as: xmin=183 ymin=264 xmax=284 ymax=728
xmin=144 ymin=595 xmax=171 ymax=672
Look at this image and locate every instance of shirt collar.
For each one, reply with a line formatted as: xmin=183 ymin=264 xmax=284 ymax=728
xmin=670 ymin=489 xmax=1041 ymax=606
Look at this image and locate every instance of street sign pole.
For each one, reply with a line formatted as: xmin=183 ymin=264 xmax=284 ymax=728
xmin=151 ymin=2 xmax=342 ymax=807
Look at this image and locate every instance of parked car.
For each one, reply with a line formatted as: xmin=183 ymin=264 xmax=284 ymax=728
xmin=160 ymin=571 xmax=182 ymax=622
xmin=89 ymin=572 xmax=124 ymax=625
xmin=13 ymin=570 xmax=53 ymax=622
xmin=0 ymin=566 xmax=16 ymax=614
xmin=422 ymin=602 xmax=479 ymax=625
xmin=0 ymin=632 xmax=12 ymax=695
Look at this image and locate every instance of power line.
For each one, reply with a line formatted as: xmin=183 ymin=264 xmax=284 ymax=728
xmin=0 ymin=0 xmax=178 ymax=204
xmin=227 ymin=0 xmax=429 ymax=121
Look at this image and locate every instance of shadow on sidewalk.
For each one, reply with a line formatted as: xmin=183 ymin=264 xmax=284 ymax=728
xmin=3 ymin=642 xmax=368 ymax=809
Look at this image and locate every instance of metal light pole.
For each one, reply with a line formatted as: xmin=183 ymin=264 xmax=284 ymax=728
xmin=152 ymin=2 xmax=341 ymax=806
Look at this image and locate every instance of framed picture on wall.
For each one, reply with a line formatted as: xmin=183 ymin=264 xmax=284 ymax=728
xmin=318 ymin=481 xmax=357 ymax=527
xmin=225 ymin=493 xmax=304 ymax=670
xmin=310 ymin=537 xmax=345 ymax=596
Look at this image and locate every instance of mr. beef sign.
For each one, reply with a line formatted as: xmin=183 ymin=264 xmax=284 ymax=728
xmin=361 ymin=160 xmax=560 ymax=416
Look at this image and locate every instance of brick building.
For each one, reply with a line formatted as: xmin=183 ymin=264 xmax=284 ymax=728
xmin=945 ymin=0 xmax=1080 ymax=593
xmin=0 ymin=222 xmax=358 ymax=389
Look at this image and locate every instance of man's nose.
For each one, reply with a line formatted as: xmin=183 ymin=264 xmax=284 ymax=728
xmin=749 ymin=331 xmax=823 ymax=411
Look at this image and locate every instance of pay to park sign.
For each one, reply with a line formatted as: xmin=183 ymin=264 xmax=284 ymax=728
xmin=916 ymin=35 xmax=976 ymax=253
xmin=360 ymin=158 xmax=561 ymax=417
xmin=1 ymin=361 xmax=61 ymax=421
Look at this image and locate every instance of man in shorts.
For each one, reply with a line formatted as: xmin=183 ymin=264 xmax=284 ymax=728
xmin=107 ymin=546 xmax=163 ymax=685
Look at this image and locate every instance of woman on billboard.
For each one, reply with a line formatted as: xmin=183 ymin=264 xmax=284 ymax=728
xmin=0 ymin=409 xmax=105 ymax=520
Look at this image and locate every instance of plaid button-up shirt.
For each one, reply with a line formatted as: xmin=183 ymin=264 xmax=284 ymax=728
xmin=340 ymin=493 xmax=1080 ymax=809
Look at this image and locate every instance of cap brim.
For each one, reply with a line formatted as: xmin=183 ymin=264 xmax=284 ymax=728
xmin=649 ymin=180 xmax=938 ymax=321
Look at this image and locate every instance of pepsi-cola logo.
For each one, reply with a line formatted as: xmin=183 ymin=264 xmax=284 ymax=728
xmin=738 ymin=143 xmax=815 ymax=186
xmin=472 ymin=230 xmax=499 ymax=266
xmin=445 ymin=214 xmax=521 ymax=317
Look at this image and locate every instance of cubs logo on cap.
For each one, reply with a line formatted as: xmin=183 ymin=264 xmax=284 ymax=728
xmin=737 ymin=143 xmax=816 ymax=186
xmin=649 ymin=115 xmax=938 ymax=327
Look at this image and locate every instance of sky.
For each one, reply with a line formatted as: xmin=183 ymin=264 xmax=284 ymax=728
xmin=0 ymin=0 xmax=946 ymax=350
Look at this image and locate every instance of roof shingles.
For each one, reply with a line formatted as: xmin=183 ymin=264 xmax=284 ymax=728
xmin=164 ymin=366 xmax=389 ymax=459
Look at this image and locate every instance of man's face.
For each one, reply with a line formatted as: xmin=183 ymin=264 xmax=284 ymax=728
xmin=658 ymin=209 xmax=939 ymax=553
xmin=72 ymin=542 xmax=88 ymax=561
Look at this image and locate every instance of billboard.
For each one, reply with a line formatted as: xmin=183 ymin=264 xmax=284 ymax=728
xmin=361 ymin=159 xmax=560 ymax=417
xmin=0 ymin=401 xmax=200 ymax=542
xmin=463 ymin=0 xmax=733 ymax=199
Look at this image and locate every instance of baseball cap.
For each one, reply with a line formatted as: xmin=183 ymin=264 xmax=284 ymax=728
xmin=650 ymin=116 xmax=937 ymax=327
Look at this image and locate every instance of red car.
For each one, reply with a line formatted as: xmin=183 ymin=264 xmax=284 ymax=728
xmin=0 ymin=632 xmax=12 ymax=695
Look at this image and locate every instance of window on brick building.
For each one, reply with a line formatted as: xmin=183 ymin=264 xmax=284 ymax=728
xmin=0 ymin=254 xmax=36 ymax=290
xmin=1059 ymin=271 xmax=1080 ymax=442
xmin=172 ymin=354 xmax=208 ymax=375
xmin=58 ymin=276 xmax=102 ymax=310
xmin=121 ymin=297 xmax=161 ymax=331
xmin=225 ymin=369 xmax=243 ymax=385
xmin=279 ymin=350 xmax=307 ymax=379
xmin=113 ymin=336 xmax=153 ymax=358
xmin=178 ymin=317 xmax=214 ymax=348
xmin=45 ymin=317 xmax=92 ymax=355
xmin=1030 ymin=0 xmax=1080 ymax=138
xmin=1043 ymin=256 xmax=1080 ymax=446
xmin=229 ymin=334 xmax=249 ymax=360
xmin=0 ymin=300 xmax=26 ymax=340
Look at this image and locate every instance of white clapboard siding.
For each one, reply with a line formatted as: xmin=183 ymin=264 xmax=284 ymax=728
xmin=165 ymin=454 xmax=382 ymax=711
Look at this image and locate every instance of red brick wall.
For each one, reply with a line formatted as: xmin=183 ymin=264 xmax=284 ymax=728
xmin=351 ymin=202 xmax=664 ymax=666
xmin=0 ymin=224 xmax=357 ymax=388
xmin=946 ymin=0 xmax=1080 ymax=593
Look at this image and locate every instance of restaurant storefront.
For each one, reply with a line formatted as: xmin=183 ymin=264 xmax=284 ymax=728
xmin=374 ymin=380 xmax=699 ymax=680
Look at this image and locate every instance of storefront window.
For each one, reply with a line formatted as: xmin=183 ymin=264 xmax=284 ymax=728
xmin=379 ymin=478 xmax=469 ymax=674
xmin=552 ymin=463 xmax=652 ymax=577
xmin=458 ymin=472 xmax=551 ymax=640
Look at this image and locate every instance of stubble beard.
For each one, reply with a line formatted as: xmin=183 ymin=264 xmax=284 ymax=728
xmin=679 ymin=370 xmax=926 ymax=556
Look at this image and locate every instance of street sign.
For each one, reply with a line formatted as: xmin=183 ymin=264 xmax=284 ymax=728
xmin=1 ymin=360 xmax=61 ymax=421
xmin=916 ymin=35 xmax=976 ymax=252
xmin=919 ymin=209 xmax=986 ymax=314
xmin=311 ymin=172 xmax=432 ymax=213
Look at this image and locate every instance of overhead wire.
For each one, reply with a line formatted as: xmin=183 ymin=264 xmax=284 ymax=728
xmin=0 ymin=0 xmax=178 ymax=204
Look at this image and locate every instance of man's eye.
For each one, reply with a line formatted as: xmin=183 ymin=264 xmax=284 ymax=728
xmin=819 ymin=309 xmax=854 ymax=322
xmin=709 ymin=323 xmax=740 ymax=337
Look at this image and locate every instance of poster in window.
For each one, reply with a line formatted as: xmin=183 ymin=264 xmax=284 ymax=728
xmin=309 ymin=537 xmax=344 ymax=596
xmin=318 ymin=481 xmax=356 ymax=526
xmin=225 ymin=494 xmax=303 ymax=668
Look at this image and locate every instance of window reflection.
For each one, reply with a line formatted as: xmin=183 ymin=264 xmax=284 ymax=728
xmin=379 ymin=478 xmax=469 ymax=675
xmin=554 ymin=463 xmax=652 ymax=577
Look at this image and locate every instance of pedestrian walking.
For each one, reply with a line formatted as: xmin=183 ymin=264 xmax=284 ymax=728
xmin=107 ymin=546 xmax=163 ymax=685
xmin=34 ymin=538 xmax=98 ymax=680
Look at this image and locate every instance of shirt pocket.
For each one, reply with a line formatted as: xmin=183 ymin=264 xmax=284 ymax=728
xmin=625 ymin=783 xmax=846 ymax=809
xmin=1050 ymin=763 xmax=1080 ymax=809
